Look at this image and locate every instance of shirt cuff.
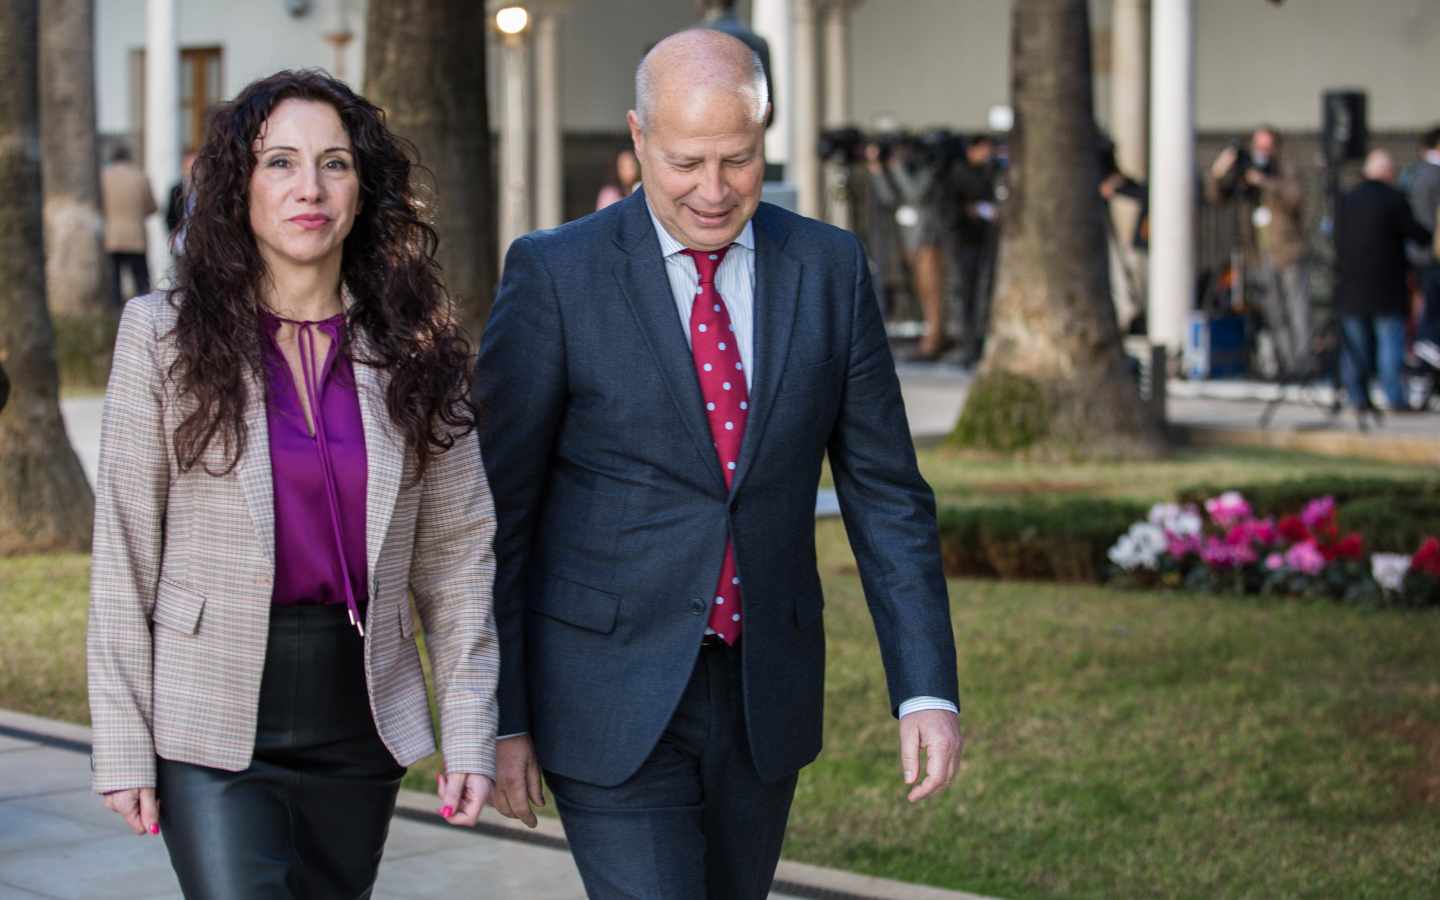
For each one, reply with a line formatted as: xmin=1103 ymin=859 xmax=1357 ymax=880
xmin=898 ymin=696 xmax=959 ymax=719
xmin=497 ymin=732 xmax=529 ymax=740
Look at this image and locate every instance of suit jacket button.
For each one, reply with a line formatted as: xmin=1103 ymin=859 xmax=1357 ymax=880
xmin=689 ymin=598 xmax=706 ymax=615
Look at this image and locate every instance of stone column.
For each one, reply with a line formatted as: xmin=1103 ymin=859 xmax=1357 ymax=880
xmin=1109 ymin=0 xmax=1149 ymax=330
xmin=751 ymin=0 xmax=791 ymax=175
xmin=1147 ymin=0 xmax=1194 ymax=353
xmin=534 ymin=3 xmax=565 ymax=230
xmin=821 ymin=0 xmax=856 ymax=229
xmin=145 ymin=0 xmax=178 ymax=287
xmin=790 ymin=0 xmax=821 ymax=218
xmin=493 ymin=5 xmax=532 ymax=264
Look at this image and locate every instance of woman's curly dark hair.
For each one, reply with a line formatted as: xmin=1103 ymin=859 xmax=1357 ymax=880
xmin=169 ymin=69 xmax=475 ymax=482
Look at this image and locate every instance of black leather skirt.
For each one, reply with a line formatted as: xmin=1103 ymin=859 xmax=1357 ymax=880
xmin=157 ymin=603 xmax=405 ymax=900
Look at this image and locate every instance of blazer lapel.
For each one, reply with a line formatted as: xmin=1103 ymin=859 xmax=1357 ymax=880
xmin=351 ymin=335 xmax=405 ymax=577
xmin=235 ymin=367 xmax=275 ymax=564
xmin=729 ymin=206 xmax=801 ymax=498
xmin=613 ymin=192 xmax=727 ymax=494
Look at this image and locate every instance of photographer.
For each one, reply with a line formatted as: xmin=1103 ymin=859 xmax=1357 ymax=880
xmin=1205 ymin=126 xmax=1310 ymax=376
xmin=867 ymin=135 xmax=953 ymax=360
xmin=946 ymin=135 xmax=1001 ymax=365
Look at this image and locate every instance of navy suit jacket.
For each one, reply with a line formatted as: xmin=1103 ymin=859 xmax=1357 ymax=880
xmin=475 ymin=190 xmax=958 ymax=786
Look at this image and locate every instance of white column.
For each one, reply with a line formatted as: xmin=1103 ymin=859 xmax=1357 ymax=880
xmin=822 ymin=0 xmax=854 ymax=229
xmin=497 ymin=32 xmax=531 ymax=264
xmin=534 ymin=8 xmax=563 ymax=230
xmin=790 ymin=0 xmax=821 ymax=218
xmin=1147 ymin=0 xmax=1194 ymax=353
xmin=751 ymin=0 xmax=791 ymax=173
xmin=145 ymin=0 xmax=178 ymax=287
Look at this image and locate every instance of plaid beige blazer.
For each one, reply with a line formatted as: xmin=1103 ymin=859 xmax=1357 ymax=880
xmin=87 ymin=292 xmax=499 ymax=793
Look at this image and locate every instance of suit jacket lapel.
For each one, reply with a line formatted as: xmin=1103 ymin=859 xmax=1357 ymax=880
xmin=235 ymin=366 xmax=275 ymax=564
xmin=730 ymin=206 xmax=801 ymax=498
xmin=613 ymin=192 xmax=727 ymax=494
xmin=351 ymin=332 xmax=406 ymax=577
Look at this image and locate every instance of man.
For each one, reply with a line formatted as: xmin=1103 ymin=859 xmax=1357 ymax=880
xmin=476 ymin=30 xmax=961 ymax=899
xmin=1206 ymin=127 xmax=1309 ymax=376
xmin=947 ymin=134 xmax=1001 ymax=365
xmin=697 ymin=0 xmax=774 ymax=130
xmin=1334 ymin=150 xmax=1431 ymax=412
xmin=100 ymin=146 xmax=158 ymax=305
xmin=1408 ymin=126 xmax=1440 ymax=368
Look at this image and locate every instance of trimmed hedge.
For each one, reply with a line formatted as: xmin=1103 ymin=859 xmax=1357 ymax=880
xmin=1176 ymin=477 xmax=1440 ymax=519
xmin=939 ymin=498 xmax=1147 ymax=583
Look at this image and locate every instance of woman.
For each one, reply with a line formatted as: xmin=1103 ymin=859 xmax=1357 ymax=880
xmin=867 ymin=141 xmax=951 ymax=361
xmin=86 ymin=70 xmax=498 ymax=898
xmin=595 ymin=147 xmax=641 ymax=210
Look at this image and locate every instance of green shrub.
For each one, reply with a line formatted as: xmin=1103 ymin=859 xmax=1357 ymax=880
xmin=949 ymin=370 xmax=1049 ymax=452
xmin=1338 ymin=496 xmax=1440 ymax=553
xmin=1176 ymin=477 xmax=1440 ymax=518
xmin=939 ymin=498 xmax=1146 ymax=583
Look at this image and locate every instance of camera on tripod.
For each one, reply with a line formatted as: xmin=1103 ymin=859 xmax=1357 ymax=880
xmin=818 ymin=127 xmax=969 ymax=173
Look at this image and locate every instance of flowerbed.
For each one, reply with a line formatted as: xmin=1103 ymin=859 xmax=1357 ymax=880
xmin=935 ymin=477 xmax=1440 ymax=608
xmin=1108 ymin=491 xmax=1440 ymax=607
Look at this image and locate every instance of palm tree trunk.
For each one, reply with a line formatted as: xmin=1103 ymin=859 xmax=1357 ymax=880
xmin=40 ymin=0 xmax=107 ymax=319
xmin=0 ymin=0 xmax=96 ymax=555
xmin=954 ymin=0 xmax=1166 ymax=458
xmin=364 ymin=0 xmax=497 ymax=341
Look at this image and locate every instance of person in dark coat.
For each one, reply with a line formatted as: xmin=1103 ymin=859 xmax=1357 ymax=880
xmin=1334 ymin=149 xmax=1432 ymax=411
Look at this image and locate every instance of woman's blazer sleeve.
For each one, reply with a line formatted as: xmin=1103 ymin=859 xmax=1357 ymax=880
xmin=86 ymin=295 xmax=171 ymax=793
xmin=408 ymin=426 xmax=501 ymax=779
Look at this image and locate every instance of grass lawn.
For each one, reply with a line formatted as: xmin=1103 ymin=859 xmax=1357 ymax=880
xmin=5 ymin=447 xmax=1440 ymax=898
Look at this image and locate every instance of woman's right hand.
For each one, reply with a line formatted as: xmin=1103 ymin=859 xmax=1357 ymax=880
xmin=103 ymin=787 xmax=161 ymax=835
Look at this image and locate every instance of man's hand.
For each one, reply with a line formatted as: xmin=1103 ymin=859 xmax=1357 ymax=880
xmin=102 ymin=787 xmax=160 ymax=835
xmin=899 ymin=710 xmax=963 ymax=803
xmin=490 ymin=735 xmax=546 ymax=828
xmin=1211 ymin=145 xmax=1239 ymax=179
xmin=1244 ymin=167 xmax=1268 ymax=189
xmin=436 ymin=770 xmax=492 ymax=827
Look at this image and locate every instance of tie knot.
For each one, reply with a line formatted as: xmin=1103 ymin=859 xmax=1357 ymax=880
xmin=681 ymin=246 xmax=730 ymax=285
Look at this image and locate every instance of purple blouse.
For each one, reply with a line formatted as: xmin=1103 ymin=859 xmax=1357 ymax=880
xmin=260 ymin=310 xmax=369 ymax=631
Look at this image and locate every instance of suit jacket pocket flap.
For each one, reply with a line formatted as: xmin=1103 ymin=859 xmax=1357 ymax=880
xmin=531 ymin=575 xmax=620 ymax=634
xmin=152 ymin=579 xmax=206 ymax=635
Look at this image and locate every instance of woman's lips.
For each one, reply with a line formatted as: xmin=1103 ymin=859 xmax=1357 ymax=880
xmin=289 ymin=214 xmax=331 ymax=230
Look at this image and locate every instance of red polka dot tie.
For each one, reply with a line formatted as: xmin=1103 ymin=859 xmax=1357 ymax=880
xmin=682 ymin=246 xmax=746 ymax=645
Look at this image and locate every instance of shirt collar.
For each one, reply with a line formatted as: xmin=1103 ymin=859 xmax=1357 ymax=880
xmin=645 ymin=196 xmax=755 ymax=259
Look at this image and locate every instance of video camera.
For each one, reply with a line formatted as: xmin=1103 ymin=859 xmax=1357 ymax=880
xmin=817 ymin=127 xmax=971 ymax=173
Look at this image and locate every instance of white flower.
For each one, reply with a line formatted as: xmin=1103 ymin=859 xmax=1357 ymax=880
xmin=1110 ymin=522 xmax=1165 ymax=571
xmin=1148 ymin=502 xmax=1202 ymax=537
xmin=1371 ymin=553 xmax=1411 ymax=592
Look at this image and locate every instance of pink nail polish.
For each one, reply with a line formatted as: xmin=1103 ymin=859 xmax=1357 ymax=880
xmin=440 ymin=805 xmax=454 ymax=818
xmin=150 ymin=824 xmax=160 ymax=835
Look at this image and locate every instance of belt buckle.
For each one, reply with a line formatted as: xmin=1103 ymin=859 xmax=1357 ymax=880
xmin=700 ymin=633 xmax=726 ymax=648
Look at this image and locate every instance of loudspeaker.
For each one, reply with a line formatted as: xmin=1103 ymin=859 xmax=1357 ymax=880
xmin=1321 ymin=90 xmax=1368 ymax=162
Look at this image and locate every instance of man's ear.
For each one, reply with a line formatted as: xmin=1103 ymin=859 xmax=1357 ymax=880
xmin=626 ymin=110 xmax=645 ymax=155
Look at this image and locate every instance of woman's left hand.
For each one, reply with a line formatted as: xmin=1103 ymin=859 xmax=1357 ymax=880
xmin=435 ymin=771 xmax=493 ymax=827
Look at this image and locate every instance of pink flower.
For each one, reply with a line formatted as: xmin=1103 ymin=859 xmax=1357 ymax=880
xmin=1265 ymin=552 xmax=1285 ymax=571
xmin=1284 ymin=540 xmax=1326 ymax=576
xmin=1205 ymin=492 xmax=1252 ymax=529
xmin=1248 ymin=518 xmax=1278 ymax=545
xmin=1168 ymin=534 xmax=1201 ymax=559
xmin=1301 ymin=496 xmax=1336 ymax=531
xmin=1201 ymin=536 xmax=1256 ymax=568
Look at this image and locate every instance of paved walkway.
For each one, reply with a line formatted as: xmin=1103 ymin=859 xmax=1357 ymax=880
xmin=0 ymin=709 xmax=988 ymax=900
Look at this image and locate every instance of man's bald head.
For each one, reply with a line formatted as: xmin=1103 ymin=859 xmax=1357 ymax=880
xmin=634 ymin=29 xmax=768 ymax=132
xmin=1363 ymin=148 xmax=1395 ymax=183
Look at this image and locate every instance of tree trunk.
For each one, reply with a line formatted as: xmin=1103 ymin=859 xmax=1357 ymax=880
xmin=40 ymin=0 xmax=107 ymax=318
xmin=364 ymin=0 xmax=497 ymax=341
xmin=954 ymin=0 xmax=1166 ymax=459
xmin=0 ymin=0 xmax=95 ymax=555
